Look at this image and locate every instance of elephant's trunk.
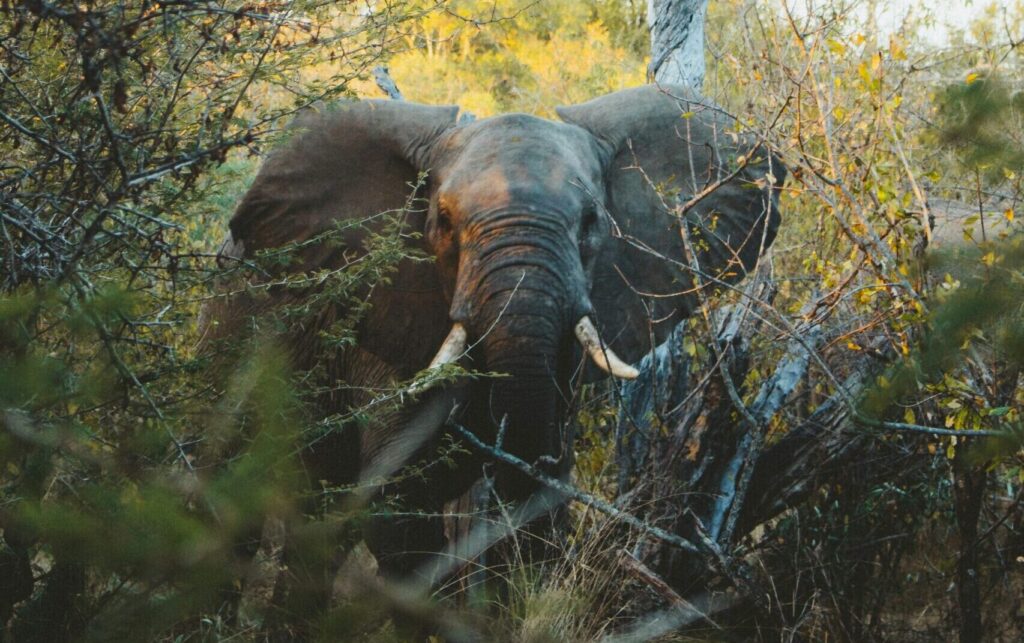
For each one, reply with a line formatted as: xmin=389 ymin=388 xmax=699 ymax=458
xmin=477 ymin=281 xmax=568 ymax=501
xmin=458 ymin=227 xmax=579 ymax=501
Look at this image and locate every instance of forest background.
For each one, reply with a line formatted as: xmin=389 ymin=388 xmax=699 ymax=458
xmin=2 ymin=0 xmax=1024 ymax=641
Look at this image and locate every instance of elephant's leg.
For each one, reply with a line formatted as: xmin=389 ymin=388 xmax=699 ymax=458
xmin=236 ymin=515 xmax=286 ymax=628
xmin=366 ymin=490 xmax=463 ymax=641
xmin=272 ymin=515 xmax=350 ymax=635
xmin=362 ymin=385 xmax=480 ymax=585
xmin=259 ymin=422 xmax=361 ymax=636
xmin=271 ymin=343 xmax=387 ymax=627
xmin=366 ymin=490 xmax=448 ymax=584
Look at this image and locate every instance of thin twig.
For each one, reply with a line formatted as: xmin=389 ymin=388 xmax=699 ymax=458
xmin=450 ymin=424 xmax=703 ymax=555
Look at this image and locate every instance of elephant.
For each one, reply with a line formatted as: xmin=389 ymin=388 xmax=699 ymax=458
xmin=207 ymin=84 xmax=785 ymax=590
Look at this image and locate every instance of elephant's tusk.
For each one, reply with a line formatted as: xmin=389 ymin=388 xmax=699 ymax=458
xmin=428 ymin=323 xmax=468 ymax=369
xmin=408 ymin=323 xmax=467 ymax=396
xmin=575 ymin=316 xmax=639 ymax=380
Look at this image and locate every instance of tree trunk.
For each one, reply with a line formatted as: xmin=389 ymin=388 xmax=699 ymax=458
xmin=647 ymin=0 xmax=709 ymax=88
xmin=953 ymin=446 xmax=986 ymax=643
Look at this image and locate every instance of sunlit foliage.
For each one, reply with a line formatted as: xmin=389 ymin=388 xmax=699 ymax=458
xmin=383 ymin=0 xmax=648 ymax=115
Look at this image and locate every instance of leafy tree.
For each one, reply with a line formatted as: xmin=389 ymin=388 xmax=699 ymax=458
xmin=382 ymin=0 xmax=647 ymax=116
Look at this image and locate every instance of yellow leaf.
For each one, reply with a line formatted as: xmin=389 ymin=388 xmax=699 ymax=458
xmin=847 ymin=341 xmax=862 ymax=351
xmin=966 ymin=72 xmax=979 ymax=84
xmin=1006 ymin=208 xmax=1015 ymax=222
xmin=858 ymin=62 xmax=871 ymax=84
xmin=889 ymin=37 xmax=907 ymax=61
xmin=853 ymin=33 xmax=866 ymax=45
xmin=827 ymin=38 xmax=846 ymax=55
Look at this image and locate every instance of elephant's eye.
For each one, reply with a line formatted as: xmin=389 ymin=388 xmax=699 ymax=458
xmin=580 ymin=207 xmax=598 ymax=235
xmin=436 ymin=207 xmax=453 ymax=236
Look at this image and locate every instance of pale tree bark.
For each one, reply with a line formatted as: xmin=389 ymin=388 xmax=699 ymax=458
xmin=647 ymin=0 xmax=709 ymax=89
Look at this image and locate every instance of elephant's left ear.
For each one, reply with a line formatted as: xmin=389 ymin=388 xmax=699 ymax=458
xmin=557 ymin=84 xmax=786 ymax=363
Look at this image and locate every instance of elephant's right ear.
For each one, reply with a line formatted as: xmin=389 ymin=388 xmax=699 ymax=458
xmin=228 ymin=100 xmax=458 ymax=264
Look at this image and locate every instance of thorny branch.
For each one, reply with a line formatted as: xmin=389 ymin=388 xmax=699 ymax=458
xmin=451 ymin=423 xmax=703 ymax=555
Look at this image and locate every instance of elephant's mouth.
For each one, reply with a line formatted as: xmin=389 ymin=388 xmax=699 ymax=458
xmin=426 ymin=317 xmax=637 ymax=379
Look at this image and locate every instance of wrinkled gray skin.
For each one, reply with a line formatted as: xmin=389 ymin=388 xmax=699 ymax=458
xmin=211 ymin=84 xmax=785 ymax=579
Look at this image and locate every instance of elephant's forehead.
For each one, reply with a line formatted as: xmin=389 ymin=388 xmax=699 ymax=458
xmin=439 ymin=114 xmax=599 ymax=207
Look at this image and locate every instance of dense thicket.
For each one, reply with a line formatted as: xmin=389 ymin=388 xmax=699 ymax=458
xmin=0 ymin=1 xmax=434 ymax=638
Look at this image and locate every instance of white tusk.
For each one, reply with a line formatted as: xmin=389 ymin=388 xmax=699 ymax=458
xmin=428 ymin=323 xmax=468 ymax=369
xmin=408 ymin=323 xmax=468 ymax=395
xmin=575 ymin=316 xmax=639 ymax=380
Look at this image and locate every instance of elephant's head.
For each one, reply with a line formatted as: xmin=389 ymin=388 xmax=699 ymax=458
xmin=223 ymin=85 xmax=784 ymax=499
